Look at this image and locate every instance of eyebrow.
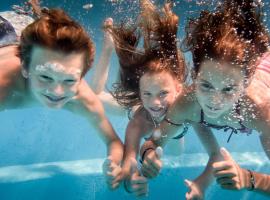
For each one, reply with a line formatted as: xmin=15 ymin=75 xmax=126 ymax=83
xmin=199 ymin=79 xmax=212 ymax=85
xmin=200 ymin=79 xmax=238 ymax=88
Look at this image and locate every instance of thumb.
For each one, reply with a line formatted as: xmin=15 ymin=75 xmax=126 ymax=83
xmin=184 ymin=179 xmax=192 ymax=189
xmin=220 ymin=147 xmax=232 ymax=161
xmin=155 ymin=146 xmax=163 ymax=159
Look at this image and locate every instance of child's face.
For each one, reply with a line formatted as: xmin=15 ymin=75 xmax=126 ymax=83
xmin=195 ymin=59 xmax=245 ymax=118
xmin=139 ymin=71 xmax=181 ymax=119
xmin=23 ymin=46 xmax=84 ymax=109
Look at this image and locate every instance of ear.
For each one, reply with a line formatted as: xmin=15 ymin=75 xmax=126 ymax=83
xmin=21 ymin=67 xmax=29 ymax=78
xmin=175 ymin=82 xmax=182 ymax=95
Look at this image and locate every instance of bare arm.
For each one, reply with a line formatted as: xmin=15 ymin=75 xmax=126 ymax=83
xmin=210 ymin=101 xmax=270 ymax=195
xmin=186 ymin=124 xmax=220 ymax=197
xmin=248 ymin=108 xmax=270 ymax=194
xmin=0 ymin=45 xmax=25 ymax=109
xmin=122 ymin=113 xmax=151 ymax=175
xmin=90 ymin=18 xmax=114 ymax=95
xmin=65 ymin=79 xmax=123 ymax=164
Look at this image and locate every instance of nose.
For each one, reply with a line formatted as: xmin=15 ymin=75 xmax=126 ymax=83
xmin=210 ymin=92 xmax=223 ymax=105
xmin=150 ymin=97 xmax=161 ymax=107
xmin=51 ymin=83 xmax=65 ymax=96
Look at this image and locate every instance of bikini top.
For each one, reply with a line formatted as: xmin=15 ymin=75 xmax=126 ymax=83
xmin=199 ymin=104 xmax=252 ymax=143
xmin=0 ymin=15 xmax=17 ymax=47
xmin=129 ymin=106 xmax=188 ymax=141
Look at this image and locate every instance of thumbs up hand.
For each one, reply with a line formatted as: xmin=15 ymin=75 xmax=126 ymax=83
xmin=102 ymin=156 xmax=122 ymax=189
xmin=184 ymin=179 xmax=204 ymax=200
xmin=212 ymin=147 xmax=247 ymax=190
xmin=124 ymin=158 xmax=149 ymax=197
xmin=140 ymin=146 xmax=163 ymax=178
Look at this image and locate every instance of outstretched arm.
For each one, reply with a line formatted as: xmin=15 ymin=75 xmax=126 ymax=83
xmin=27 ymin=0 xmax=42 ymax=18
xmin=185 ymin=124 xmax=220 ymax=200
xmin=210 ymin=104 xmax=270 ymax=195
xmin=121 ymin=114 xmax=149 ymax=197
xmin=90 ymin=18 xmax=114 ymax=95
xmin=65 ymin=79 xmax=124 ymax=189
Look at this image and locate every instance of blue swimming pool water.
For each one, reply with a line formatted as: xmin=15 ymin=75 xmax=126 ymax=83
xmin=0 ymin=0 xmax=270 ymax=199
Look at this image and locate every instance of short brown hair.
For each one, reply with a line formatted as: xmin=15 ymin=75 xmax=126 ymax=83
xmin=19 ymin=8 xmax=95 ymax=77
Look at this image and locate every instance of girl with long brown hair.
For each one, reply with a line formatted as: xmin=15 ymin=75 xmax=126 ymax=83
xmin=140 ymin=0 xmax=270 ymax=199
xmin=103 ymin=0 xmax=187 ymax=196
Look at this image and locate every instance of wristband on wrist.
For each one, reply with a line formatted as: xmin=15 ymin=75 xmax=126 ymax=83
xmin=247 ymin=169 xmax=255 ymax=191
xmin=140 ymin=147 xmax=155 ymax=164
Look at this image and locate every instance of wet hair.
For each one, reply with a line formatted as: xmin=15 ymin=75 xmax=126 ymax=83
xmin=182 ymin=0 xmax=269 ymax=78
xmin=108 ymin=1 xmax=186 ymax=109
xmin=19 ymin=8 xmax=95 ymax=77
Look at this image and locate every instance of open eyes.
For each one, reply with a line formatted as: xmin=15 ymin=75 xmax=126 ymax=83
xmin=222 ymin=87 xmax=235 ymax=93
xmin=143 ymin=92 xmax=151 ymax=96
xmin=142 ymin=91 xmax=169 ymax=98
xmin=200 ymin=83 xmax=214 ymax=91
xmin=159 ymin=91 xmax=169 ymax=97
xmin=200 ymin=82 xmax=236 ymax=94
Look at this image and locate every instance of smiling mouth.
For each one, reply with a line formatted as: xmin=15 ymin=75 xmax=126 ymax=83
xmin=205 ymin=105 xmax=221 ymax=111
xmin=149 ymin=107 xmax=164 ymax=112
xmin=43 ymin=94 xmax=66 ymax=103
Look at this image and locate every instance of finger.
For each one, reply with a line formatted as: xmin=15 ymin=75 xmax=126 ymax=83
xmin=184 ymin=179 xmax=192 ymax=188
xmin=142 ymin=159 xmax=160 ymax=175
xmin=141 ymin=164 xmax=157 ymax=178
xmin=220 ymin=147 xmax=233 ymax=161
xmin=185 ymin=192 xmax=192 ymax=200
xmin=133 ymin=185 xmax=148 ymax=197
xmin=212 ymin=161 xmax=231 ymax=171
xmin=155 ymin=146 xmax=163 ymax=159
xmin=111 ymin=182 xmax=120 ymax=189
xmin=134 ymin=188 xmax=148 ymax=197
xmin=132 ymin=183 xmax=147 ymax=192
xmin=111 ymin=165 xmax=122 ymax=177
xmin=216 ymin=177 xmax=236 ymax=185
xmin=214 ymin=170 xmax=236 ymax=179
xmin=130 ymin=176 xmax=148 ymax=185
xmin=144 ymin=156 xmax=162 ymax=172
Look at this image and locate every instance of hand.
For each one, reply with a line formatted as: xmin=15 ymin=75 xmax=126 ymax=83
xmin=184 ymin=179 xmax=204 ymax=200
xmin=124 ymin=158 xmax=148 ymax=197
xmin=102 ymin=156 xmax=122 ymax=189
xmin=212 ymin=147 xmax=247 ymax=190
xmin=103 ymin=18 xmax=114 ymax=50
xmin=141 ymin=147 xmax=163 ymax=178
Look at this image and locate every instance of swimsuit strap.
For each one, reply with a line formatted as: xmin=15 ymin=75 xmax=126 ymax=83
xmin=200 ymin=109 xmax=239 ymax=143
xmin=234 ymin=103 xmax=253 ymax=135
xmin=172 ymin=125 xmax=189 ymax=140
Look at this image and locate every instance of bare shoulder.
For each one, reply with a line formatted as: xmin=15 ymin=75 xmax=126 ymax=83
xmin=65 ymin=79 xmax=105 ymax=118
xmin=127 ymin=107 xmax=153 ymax=137
xmin=0 ymin=45 xmax=25 ymax=102
xmin=241 ymin=94 xmax=270 ymax=133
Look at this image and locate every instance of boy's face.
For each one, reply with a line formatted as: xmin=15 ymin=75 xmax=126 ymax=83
xmin=23 ymin=46 xmax=85 ymax=109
